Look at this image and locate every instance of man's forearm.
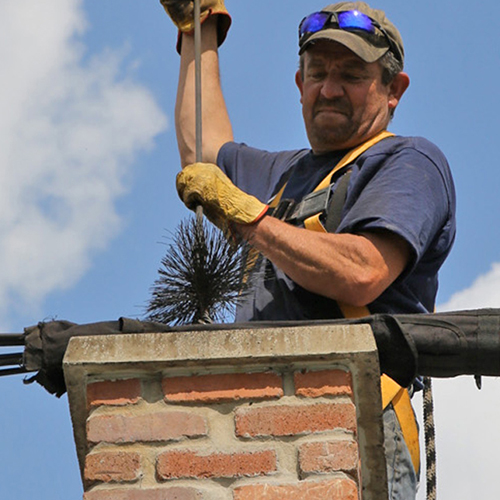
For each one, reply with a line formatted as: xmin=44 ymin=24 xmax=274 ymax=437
xmin=236 ymin=215 xmax=410 ymax=307
xmin=175 ymin=18 xmax=233 ymax=167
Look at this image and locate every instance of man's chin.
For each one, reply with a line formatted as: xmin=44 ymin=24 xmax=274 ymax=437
xmin=309 ymin=124 xmax=356 ymax=150
xmin=312 ymin=112 xmax=354 ymax=132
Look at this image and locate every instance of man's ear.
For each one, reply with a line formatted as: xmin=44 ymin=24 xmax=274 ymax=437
xmin=295 ymin=69 xmax=304 ymax=104
xmin=388 ymin=72 xmax=410 ymax=112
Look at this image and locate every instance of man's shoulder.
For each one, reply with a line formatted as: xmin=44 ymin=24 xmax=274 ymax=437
xmin=347 ymin=135 xmax=455 ymax=210
xmin=217 ymin=141 xmax=312 ymax=202
xmin=219 ymin=141 xmax=311 ymax=164
xmin=368 ymin=135 xmax=448 ymax=163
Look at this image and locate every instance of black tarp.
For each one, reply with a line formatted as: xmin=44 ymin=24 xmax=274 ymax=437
xmin=9 ymin=308 xmax=500 ymax=397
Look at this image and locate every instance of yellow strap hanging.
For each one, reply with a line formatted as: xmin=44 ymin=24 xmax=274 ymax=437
xmin=269 ymin=130 xmax=420 ymax=475
xmin=380 ymin=374 xmax=420 ymax=474
xmin=336 ymin=308 xmax=420 ymax=474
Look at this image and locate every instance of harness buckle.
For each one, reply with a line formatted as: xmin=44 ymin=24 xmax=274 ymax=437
xmin=287 ymin=186 xmax=331 ymax=224
xmin=269 ymin=186 xmax=331 ymax=224
xmin=270 ymin=198 xmax=296 ymax=221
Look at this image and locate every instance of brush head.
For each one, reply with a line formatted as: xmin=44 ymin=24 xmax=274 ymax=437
xmin=146 ymin=216 xmax=255 ymax=326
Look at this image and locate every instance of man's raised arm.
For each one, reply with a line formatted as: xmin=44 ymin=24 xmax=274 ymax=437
xmin=161 ymin=1 xmax=234 ymax=167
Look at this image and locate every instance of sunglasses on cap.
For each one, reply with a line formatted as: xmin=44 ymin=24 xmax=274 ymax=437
xmin=299 ymin=10 xmax=401 ymax=63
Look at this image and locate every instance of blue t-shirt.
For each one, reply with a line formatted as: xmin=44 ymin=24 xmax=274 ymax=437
xmin=217 ymin=136 xmax=456 ymax=322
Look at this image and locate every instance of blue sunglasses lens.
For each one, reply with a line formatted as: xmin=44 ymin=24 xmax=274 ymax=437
xmin=299 ymin=10 xmax=400 ymax=62
xmin=337 ymin=10 xmax=375 ymax=33
xmin=300 ymin=10 xmax=377 ymax=39
xmin=300 ymin=12 xmax=330 ymax=37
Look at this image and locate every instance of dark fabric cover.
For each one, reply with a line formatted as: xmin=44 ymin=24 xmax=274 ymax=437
xmin=23 ymin=318 xmax=172 ymax=397
xmin=18 ymin=309 xmax=500 ymax=397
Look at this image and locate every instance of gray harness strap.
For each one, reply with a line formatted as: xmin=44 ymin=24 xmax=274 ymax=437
xmin=269 ymin=169 xmax=352 ymax=231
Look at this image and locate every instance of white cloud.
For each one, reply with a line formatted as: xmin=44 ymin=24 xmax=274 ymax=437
xmin=438 ymin=262 xmax=500 ymax=312
xmin=414 ymin=376 xmax=500 ymax=500
xmin=423 ymin=262 xmax=500 ymax=499
xmin=0 ymin=0 xmax=167 ymax=318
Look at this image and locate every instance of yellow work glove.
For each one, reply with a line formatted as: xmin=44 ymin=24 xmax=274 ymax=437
xmin=160 ymin=0 xmax=231 ymax=51
xmin=176 ymin=163 xmax=268 ymax=230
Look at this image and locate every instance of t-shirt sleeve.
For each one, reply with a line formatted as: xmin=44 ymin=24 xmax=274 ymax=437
xmin=338 ymin=145 xmax=454 ymax=273
xmin=217 ymin=142 xmax=308 ymax=203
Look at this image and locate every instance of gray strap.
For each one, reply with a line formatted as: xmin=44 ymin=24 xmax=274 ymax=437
xmin=325 ymin=170 xmax=352 ymax=233
xmin=287 ymin=186 xmax=331 ymax=223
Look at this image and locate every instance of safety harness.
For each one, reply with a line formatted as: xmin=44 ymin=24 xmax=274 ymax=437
xmin=268 ymin=130 xmax=421 ymax=475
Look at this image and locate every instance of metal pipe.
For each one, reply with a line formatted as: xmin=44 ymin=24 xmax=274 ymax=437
xmin=194 ymin=0 xmax=202 ymax=164
xmin=194 ymin=0 xmax=204 ymax=227
xmin=192 ymin=0 xmax=211 ymax=323
xmin=0 ymin=353 xmax=23 ymax=367
xmin=0 ymin=334 xmax=25 ymax=347
xmin=0 ymin=367 xmax=29 ymax=377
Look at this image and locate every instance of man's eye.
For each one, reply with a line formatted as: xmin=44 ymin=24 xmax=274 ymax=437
xmin=309 ymin=71 xmax=326 ymax=80
xmin=343 ymin=73 xmax=364 ymax=82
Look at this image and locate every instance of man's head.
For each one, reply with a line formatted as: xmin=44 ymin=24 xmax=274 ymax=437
xmin=299 ymin=2 xmax=404 ymax=67
xmin=295 ymin=2 xmax=409 ymax=154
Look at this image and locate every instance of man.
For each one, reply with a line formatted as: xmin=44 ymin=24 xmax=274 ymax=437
xmin=161 ymin=1 xmax=456 ymax=498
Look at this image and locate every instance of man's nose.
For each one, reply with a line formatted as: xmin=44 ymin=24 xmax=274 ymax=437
xmin=320 ymin=75 xmax=345 ymax=99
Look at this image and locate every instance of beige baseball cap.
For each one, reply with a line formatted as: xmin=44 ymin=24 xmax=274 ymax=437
xmin=299 ymin=2 xmax=404 ymax=65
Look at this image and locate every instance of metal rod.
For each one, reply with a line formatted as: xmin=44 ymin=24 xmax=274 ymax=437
xmin=0 ymin=334 xmax=25 ymax=346
xmin=194 ymin=0 xmax=204 ymax=227
xmin=0 ymin=367 xmax=29 ymax=377
xmin=0 ymin=353 xmax=24 ymax=367
xmin=192 ymin=0 xmax=211 ymax=322
xmin=194 ymin=0 xmax=202 ymax=163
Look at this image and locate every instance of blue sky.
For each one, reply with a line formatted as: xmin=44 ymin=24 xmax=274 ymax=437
xmin=0 ymin=1 xmax=499 ymax=498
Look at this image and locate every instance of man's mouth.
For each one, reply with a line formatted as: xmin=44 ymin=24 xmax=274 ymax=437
xmin=314 ymin=107 xmax=349 ymax=117
xmin=313 ymin=98 xmax=351 ymax=118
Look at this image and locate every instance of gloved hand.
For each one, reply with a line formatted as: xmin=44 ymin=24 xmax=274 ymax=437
xmin=160 ymin=0 xmax=231 ymax=50
xmin=176 ymin=163 xmax=268 ymax=230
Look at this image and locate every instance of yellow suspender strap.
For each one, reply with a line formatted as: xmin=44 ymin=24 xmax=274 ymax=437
xmin=269 ymin=182 xmax=287 ymax=209
xmin=269 ymin=130 xmax=421 ymax=475
xmin=303 ymin=130 xmax=394 ymax=232
xmin=380 ymin=375 xmax=421 ymax=474
xmin=338 ymin=305 xmax=420 ymax=476
xmin=268 ymin=130 xmax=394 ymax=212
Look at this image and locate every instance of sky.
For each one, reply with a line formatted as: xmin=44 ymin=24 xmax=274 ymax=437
xmin=0 ymin=0 xmax=499 ymax=498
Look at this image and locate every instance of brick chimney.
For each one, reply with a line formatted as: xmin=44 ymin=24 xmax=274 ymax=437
xmin=63 ymin=324 xmax=388 ymax=499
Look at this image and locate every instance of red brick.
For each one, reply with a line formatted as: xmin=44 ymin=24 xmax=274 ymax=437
xmin=299 ymin=440 xmax=359 ymax=475
xmin=87 ymin=379 xmax=142 ymax=408
xmin=157 ymin=449 xmax=277 ymax=480
xmin=87 ymin=411 xmax=207 ymax=444
xmin=162 ymin=372 xmax=283 ymax=403
xmin=84 ymin=487 xmax=202 ymax=500
xmin=233 ymin=478 xmax=358 ymax=500
xmin=294 ymin=370 xmax=353 ymax=398
xmin=235 ymin=402 xmax=356 ymax=437
xmin=85 ymin=451 xmax=141 ymax=484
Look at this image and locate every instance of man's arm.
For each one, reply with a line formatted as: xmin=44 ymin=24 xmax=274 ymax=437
xmin=175 ymin=18 xmax=233 ymax=167
xmin=236 ymin=216 xmax=411 ymax=307
xmin=176 ymin=162 xmax=411 ymax=306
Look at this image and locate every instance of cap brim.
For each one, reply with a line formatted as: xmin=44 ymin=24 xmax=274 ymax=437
xmin=299 ymin=29 xmax=389 ymax=63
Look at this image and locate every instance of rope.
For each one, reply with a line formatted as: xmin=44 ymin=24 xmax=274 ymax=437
xmin=423 ymin=376 xmax=437 ymax=500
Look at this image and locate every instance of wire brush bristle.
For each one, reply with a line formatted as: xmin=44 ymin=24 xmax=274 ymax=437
xmin=145 ymin=217 xmax=257 ymax=326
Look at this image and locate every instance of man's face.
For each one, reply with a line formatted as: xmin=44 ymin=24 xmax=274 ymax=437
xmin=296 ymin=41 xmax=395 ymax=154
